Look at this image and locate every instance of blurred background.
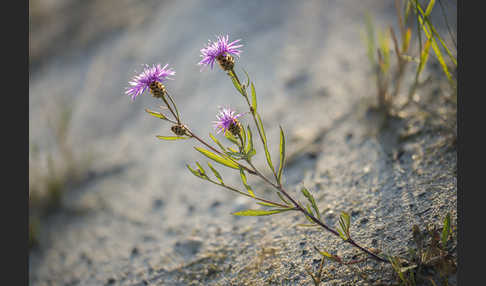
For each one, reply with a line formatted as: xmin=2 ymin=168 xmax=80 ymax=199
xmin=29 ymin=0 xmax=456 ymax=285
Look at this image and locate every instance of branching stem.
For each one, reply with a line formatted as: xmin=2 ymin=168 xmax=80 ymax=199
xmin=230 ymin=69 xmax=389 ymax=263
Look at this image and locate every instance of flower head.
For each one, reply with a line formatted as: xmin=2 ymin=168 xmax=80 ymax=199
xmin=198 ymin=35 xmax=243 ymax=70
xmin=126 ymin=64 xmax=175 ymax=100
xmin=213 ymin=106 xmax=243 ymax=134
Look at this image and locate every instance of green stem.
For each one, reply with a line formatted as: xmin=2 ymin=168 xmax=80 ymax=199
xmin=165 ymin=91 xmax=182 ymax=124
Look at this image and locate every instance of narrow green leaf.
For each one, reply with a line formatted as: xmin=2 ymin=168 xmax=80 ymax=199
xmin=441 ymin=212 xmax=451 ymax=248
xmin=314 ymin=247 xmax=340 ymax=262
xmin=207 ymin=162 xmax=223 ymax=184
xmin=255 ymin=112 xmax=275 ymax=174
xmin=301 ymin=187 xmax=321 ymax=220
xmin=337 ymin=228 xmax=347 ymax=240
xmin=239 ymin=124 xmax=247 ymax=147
xmin=239 ymin=168 xmax=255 ymax=197
xmin=277 ymin=192 xmax=291 ymax=206
xmin=145 ymin=109 xmax=168 ymax=120
xmin=224 ymin=130 xmax=239 ymax=145
xmin=230 ymin=73 xmax=244 ymax=96
xmin=156 ymin=136 xmax=189 ymax=141
xmin=210 ymin=133 xmax=226 ymax=152
xmin=337 ymin=212 xmax=351 ymax=240
xmin=301 ymin=187 xmax=311 ymax=200
xmin=277 ymin=126 xmax=286 ymax=184
xmin=424 ymin=0 xmax=435 ymax=17
xmin=227 ymin=147 xmax=239 ymax=153
xmin=194 ymin=147 xmax=239 ymax=169
xmin=195 ymin=162 xmax=206 ymax=176
xmin=242 ymin=68 xmax=250 ymax=89
xmin=251 ymin=82 xmax=257 ymax=111
xmin=341 ymin=212 xmax=351 ymax=233
xmin=186 ymin=164 xmax=204 ymax=179
xmin=256 ymin=201 xmax=286 ymax=208
xmin=317 ymin=249 xmax=334 ymax=259
xmin=245 ymin=125 xmax=254 ymax=155
xmin=232 ymin=209 xmax=293 ymax=216
xmin=306 ymin=204 xmax=314 ymax=218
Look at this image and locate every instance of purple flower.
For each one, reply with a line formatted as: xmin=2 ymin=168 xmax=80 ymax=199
xmin=213 ymin=106 xmax=243 ymax=134
xmin=125 ymin=64 xmax=175 ymax=100
xmin=198 ymin=35 xmax=243 ymax=70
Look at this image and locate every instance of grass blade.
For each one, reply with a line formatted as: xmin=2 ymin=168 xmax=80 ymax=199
xmin=417 ymin=38 xmax=432 ymax=76
xmin=424 ymin=0 xmax=436 ymax=17
xmin=416 ymin=11 xmax=453 ymax=83
xmin=413 ymin=0 xmax=457 ymax=72
xmin=441 ymin=212 xmax=451 ymax=248
xmin=402 ymin=28 xmax=412 ymax=54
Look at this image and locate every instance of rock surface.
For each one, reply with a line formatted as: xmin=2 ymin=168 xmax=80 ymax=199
xmin=29 ymin=0 xmax=457 ymax=285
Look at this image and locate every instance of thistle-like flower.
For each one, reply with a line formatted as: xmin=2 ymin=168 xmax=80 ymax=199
xmin=126 ymin=64 xmax=175 ymax=100
xmin=213 ymin=106 xmax=243 ymax=135
xmin=198 ymin=35 xmax=243 ymax=71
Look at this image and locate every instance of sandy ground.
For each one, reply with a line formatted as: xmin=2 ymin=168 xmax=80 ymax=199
xmin=29 ymin=0 xmax=457 ymax=285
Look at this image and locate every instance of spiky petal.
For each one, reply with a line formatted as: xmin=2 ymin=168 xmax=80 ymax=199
xmin=125 ymin=64 xmax=175 ymax=100
xmin=198 ymin=35 xmax=243 ymax=70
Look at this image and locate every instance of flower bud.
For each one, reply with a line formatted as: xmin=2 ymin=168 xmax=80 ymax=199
xmin=171 ymin=124 xmax=187 ymax=136
xmin=216 ymin=54 xmax=235 ymax=71
xmin=149 ymin=81 xmax=167 ymax=99
xmin=228 ymin=120 xmax=241 ymax=137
